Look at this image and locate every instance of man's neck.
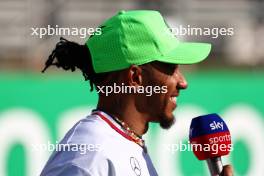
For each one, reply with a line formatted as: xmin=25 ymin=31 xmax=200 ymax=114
xmin=97 ymin=97 xmax=149 ymax=136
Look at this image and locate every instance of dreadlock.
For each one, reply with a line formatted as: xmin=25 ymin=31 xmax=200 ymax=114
xmin=41 ymin=37 xmax=107 ymax=91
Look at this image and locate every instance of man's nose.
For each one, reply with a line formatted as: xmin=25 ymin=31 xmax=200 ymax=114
xmin=177 ymin=71 xmax=188 ymax=89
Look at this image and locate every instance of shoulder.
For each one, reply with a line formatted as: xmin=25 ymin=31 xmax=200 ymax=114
xmin=62 ymin=114 xmax=113 ymax=145
xmin=40 ymin=114 xmax=117 ymax=176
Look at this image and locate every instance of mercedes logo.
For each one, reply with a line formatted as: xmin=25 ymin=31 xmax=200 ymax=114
xmin=130 ymin=157 xmax=141 ymax=176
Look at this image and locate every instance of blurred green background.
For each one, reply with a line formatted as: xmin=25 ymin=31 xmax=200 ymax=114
xmin=1 ymin=70 xmax=263 ymax=176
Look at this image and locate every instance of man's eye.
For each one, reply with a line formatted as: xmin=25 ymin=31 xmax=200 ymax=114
xmin=163 ymin=64 xmax=176 ymax=75
xmin=151 ymin=62 xmax=177 ymax=75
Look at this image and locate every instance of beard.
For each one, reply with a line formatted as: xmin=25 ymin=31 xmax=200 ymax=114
xmin=159 ymin=113 xmax=176 ymax=129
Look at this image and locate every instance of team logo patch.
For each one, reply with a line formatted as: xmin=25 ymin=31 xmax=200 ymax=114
xmin=130 ymin=157 xmax=141 ymax=176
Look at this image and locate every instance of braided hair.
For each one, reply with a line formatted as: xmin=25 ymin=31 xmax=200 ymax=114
xmin=42 ymin=37 xmax=108 ymax=91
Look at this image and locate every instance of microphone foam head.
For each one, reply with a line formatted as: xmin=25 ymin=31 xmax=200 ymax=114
xmin=189 ymin=113 xmax=232 ymax=160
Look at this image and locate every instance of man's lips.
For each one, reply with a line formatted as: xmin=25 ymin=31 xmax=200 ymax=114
xmin=170 ymin=93 xmax=179 ymax=106
xmin=170 ymin=96 xmax=177 ymax=105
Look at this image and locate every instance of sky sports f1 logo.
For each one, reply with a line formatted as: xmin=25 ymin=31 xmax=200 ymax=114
xmin=209 ymin=121 xmax=224 ymax=130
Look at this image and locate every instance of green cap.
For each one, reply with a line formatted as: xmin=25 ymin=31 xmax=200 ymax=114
xmin=86 ymin=10 xmax=211 ymax=73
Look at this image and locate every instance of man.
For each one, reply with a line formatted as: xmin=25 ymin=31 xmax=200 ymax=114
xmin=41 ymin=10 xmax=233 ymax=176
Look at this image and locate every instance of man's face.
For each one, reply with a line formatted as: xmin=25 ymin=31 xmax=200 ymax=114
xmin=140 ymin=61 xmax=188 ymax=129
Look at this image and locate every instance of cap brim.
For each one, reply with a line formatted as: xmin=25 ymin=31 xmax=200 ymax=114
xmin=157 ymin=42 xmax=212 ymax=64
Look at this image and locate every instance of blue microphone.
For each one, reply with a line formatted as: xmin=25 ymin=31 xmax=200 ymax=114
xmin=189 ymin=113 xmax=232 ymax=176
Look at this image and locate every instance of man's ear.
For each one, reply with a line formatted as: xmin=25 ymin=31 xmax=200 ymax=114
xmin=127 ymin=65 xmax=143 ymax=86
